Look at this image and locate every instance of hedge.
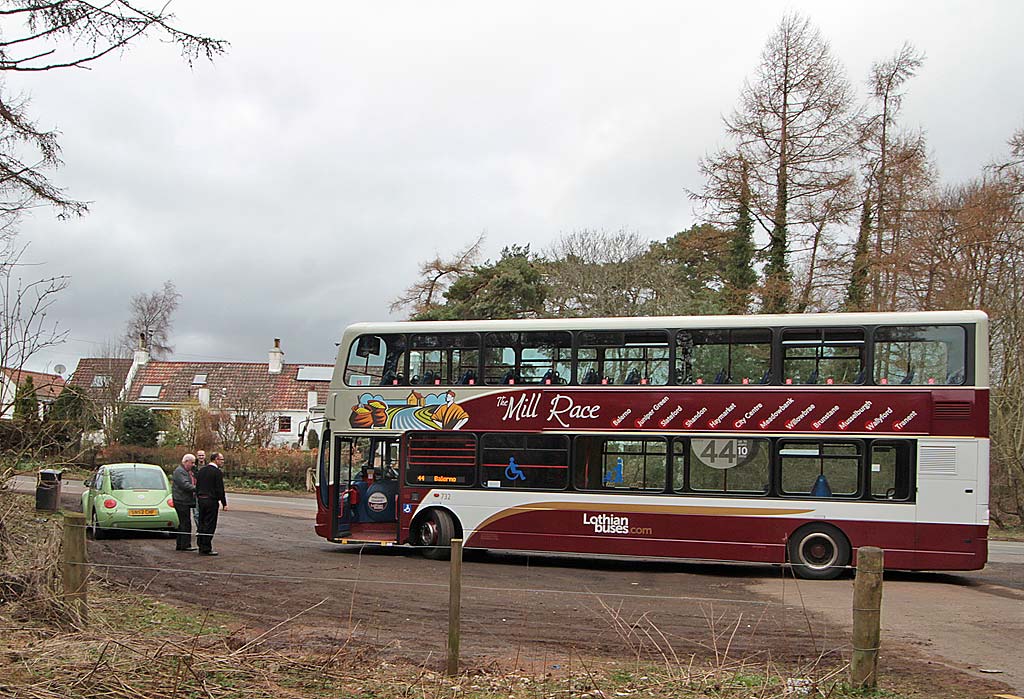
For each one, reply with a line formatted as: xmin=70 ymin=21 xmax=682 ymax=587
xmin=96 ymin=443 xmax=315 ymax=489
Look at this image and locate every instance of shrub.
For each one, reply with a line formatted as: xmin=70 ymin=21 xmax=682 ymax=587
xmin=118 ymin=406 xmax=160 ymax=447
xmin=95 ymin=443 xmax=315 ymax=488
xmin=224 ymin=448 xmax=313 ymax=488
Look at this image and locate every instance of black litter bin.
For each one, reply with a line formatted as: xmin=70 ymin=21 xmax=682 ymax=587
xmin=35 ymin=469 xmax=62 ymax=511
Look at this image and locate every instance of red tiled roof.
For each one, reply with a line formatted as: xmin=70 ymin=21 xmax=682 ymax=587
xmin=2 ymin=368 xmax=65 ymax=400
xmin=67 ymin=358 xmax=133 ymax=397
xmin=127 ymin=362 xmax=332 ymax=411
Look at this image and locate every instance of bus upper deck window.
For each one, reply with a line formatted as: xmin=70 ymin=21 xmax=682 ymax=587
xmin=679 ymin=328 xmax=770 ymax=385
xmin=873 ymin=325 xmax=966 ymax=386
xmin=782 ymin=328 xmax=864 ymax=385
xmin=581 ymin=330 xmax=668 ymax=386
xmin=345 ymin=334 xmax=406 ymax=387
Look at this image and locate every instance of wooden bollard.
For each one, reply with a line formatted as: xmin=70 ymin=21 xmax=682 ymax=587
xmin=62 ymin=513 xmax=88 ymax=625
xmin=446 ymin=538 xmax=463 ymax=676
xmin=850 ymin=546 xmax=883 ymax=688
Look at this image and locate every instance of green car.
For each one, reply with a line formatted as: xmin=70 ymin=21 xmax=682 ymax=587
xmin=81 ymin=463 xmax=179 ymax=539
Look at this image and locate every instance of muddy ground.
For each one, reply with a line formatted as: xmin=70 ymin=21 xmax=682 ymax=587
xmin=71 ymin=495 xmax=1016 ymax=697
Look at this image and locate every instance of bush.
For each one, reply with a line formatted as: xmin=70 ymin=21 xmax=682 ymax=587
xmin=224 ymin=448 xmax=313 ymax=488
xmin=95 ymin=444 xmax=314 ymax=488
xmin=119 ymin=406 xmax=160 ymax=447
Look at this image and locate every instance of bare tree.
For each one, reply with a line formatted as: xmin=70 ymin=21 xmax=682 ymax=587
xmin=543 ymin=229 xmax=663 ymax=317
xmin=121 ymin=280 xmax=180 ymax=358
xmin=0 ymin=242 xmax=67 ymax=419
xmin=0 ymin=1 xmax=227 ymax=230
xmin=896 ymin=164 xmax=1024 ymax=525
xmin=213 ymin=389 xmax=275 ymax=450
xmin=391 ymin=234 xmax=484 ymax=318
xmin=693 ymin=13 xmax=861 ymax=313
xmin=858 ymin=44 xmax=930 ymax=310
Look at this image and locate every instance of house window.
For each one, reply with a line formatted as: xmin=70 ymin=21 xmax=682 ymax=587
xmin=140 ymin=385 xmax=162 ymax=399
xmin=192 ymin=374 xmax=208 ymax=385
xmin=278 ymin=416 xmax=292 ymax=432
xmin=91 ymin=375 xmax=111 ymax=388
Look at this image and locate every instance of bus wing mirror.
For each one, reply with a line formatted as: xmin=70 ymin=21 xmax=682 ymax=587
xmin=356 ymin=336 xmax=381 ymax=358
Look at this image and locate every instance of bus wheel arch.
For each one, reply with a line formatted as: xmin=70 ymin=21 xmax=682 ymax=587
xmin=412 ymin=507 xmax=460 ymax=560
xmin=787 ymin=522 xmax=851 ymax=580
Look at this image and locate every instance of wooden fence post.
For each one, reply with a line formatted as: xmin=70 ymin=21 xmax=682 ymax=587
xmin=62 ymin=513 xmax=88 ymax=625
xmin=850 ymin=546 xmax=883 ymax=688
xmin=447 ymin=538 xmax=463 ymax=676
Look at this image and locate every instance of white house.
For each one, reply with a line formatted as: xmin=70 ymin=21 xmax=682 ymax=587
xmin=0 ymin=368 xmax=65 ymax=420
xmin=68 ymin=339 xmax=330 ymax=447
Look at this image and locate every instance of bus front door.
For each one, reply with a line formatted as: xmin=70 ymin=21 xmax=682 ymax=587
xmin=332 ymin=436 xmax=401 ymax=543
xmin=330 ymin=436 xmax=355 ymax=539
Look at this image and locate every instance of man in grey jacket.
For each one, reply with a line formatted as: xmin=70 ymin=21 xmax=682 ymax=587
xmin=172 ymin=453 xmax=198 ymax=551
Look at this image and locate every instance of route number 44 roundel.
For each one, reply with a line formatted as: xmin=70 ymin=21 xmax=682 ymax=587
xmin=692 ymin=439 xmax=759 ymax=470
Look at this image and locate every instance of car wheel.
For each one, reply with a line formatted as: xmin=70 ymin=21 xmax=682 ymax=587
xmin=787 ymin=523 xmax=850 ymax=580
xmin=415 ymin=509 xmax=454 ymax=560
xmin=89 ymin=509 xmax=107 ymax=540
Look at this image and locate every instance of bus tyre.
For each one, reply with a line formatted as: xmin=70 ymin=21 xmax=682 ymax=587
xmin=787 ymin=523 xmax=850 ymax=580
xmin=416 ymin=509 xmax=454 ymax=560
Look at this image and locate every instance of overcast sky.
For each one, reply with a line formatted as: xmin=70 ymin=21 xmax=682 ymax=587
xmin=11 ymin=1 xmax=1024 ymax=375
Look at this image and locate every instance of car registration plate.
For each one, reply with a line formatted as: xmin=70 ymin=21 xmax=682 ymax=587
xmin=128 ymin=508 xmax=158 ymax=516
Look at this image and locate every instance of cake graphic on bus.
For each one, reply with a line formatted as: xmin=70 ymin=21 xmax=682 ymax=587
xmin=348 ymin=399 xmax=388 ymax=428
xmin=348 ymin=390 xmax=470 ymax=430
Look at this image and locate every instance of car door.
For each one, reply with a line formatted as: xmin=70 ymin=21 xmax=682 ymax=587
xmin=85 ymin=468 xmax=104 ymax=516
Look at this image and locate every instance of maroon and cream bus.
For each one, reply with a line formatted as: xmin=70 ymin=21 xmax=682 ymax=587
xmin=314 ymin=311 xmax=989 ymax=579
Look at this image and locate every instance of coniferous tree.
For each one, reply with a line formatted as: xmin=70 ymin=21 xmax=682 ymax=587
xmin=845 ymin=198 xmax=872 ymax=311
xmin=694 ymin=13 xmax=860 ymax=314
xmin=723 ymin=163 xmax=758 ymax=313
xmin=416 ymin=245 xmax=548 ymax=321
xmin=13 ymin=375 xmax=39 ymax=424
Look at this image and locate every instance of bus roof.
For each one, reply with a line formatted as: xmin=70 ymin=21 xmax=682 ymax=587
xmin=341 ymin=310 xmax=988 ymax=336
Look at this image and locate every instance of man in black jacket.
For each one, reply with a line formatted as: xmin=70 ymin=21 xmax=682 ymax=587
xmin=196 ymin=452 xmax=228 ymax=555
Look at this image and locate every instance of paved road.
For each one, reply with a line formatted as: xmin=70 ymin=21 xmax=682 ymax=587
xmin=10 ymin=474 xmax=1021 ymax=565
xmin=7 ymin=474 xmax=318 ymax=519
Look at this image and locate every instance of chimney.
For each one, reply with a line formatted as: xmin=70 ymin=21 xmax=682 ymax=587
xmin=269 ymin=338 xmax=284 ymax=375
xmin=133 ymin=332 xmax=150 ymax=366
xmin=307 ymin=390 xmax=318 ymax=410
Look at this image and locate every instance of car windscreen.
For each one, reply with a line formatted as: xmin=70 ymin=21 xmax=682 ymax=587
xmin=108 ymin=469 xmax=166 ymax=490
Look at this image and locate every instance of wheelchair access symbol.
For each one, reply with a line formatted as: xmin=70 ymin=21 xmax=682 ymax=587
xmin=505 ymin=457 xmax=526 ymax=481
xmin=604 ymin=457 xmax=624 ymax=484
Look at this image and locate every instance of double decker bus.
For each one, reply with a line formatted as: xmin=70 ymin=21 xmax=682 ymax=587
xmin=314 ymin=311 xmax=988 ymax=579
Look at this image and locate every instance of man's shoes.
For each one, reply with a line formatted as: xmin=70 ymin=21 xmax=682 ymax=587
xmin=199 ymin=550 xmax=219 ymax=556
xmin=183 ymin=546 xmax=198 ymax=552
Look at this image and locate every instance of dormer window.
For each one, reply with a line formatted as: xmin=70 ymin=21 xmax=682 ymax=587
xmin=140 ymin=384 xmax=162 ymax=399
xmin=91 ymin=375 xmax=111 ymax=388
xmin=192 ymin=374 xmax=208 ymax=385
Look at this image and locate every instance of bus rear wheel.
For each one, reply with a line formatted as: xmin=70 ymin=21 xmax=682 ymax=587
xmin=788 ymin=523 xmax=850 ymax=580
xmin=415 ymin=509 xmax=454 ymax=560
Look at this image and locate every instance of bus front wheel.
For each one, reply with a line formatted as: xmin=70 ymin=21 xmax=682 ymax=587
xmin=415 ymin=509 xmax=454 ymax=560
xmin=787 ymin=523 xmax=850 ymax=580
